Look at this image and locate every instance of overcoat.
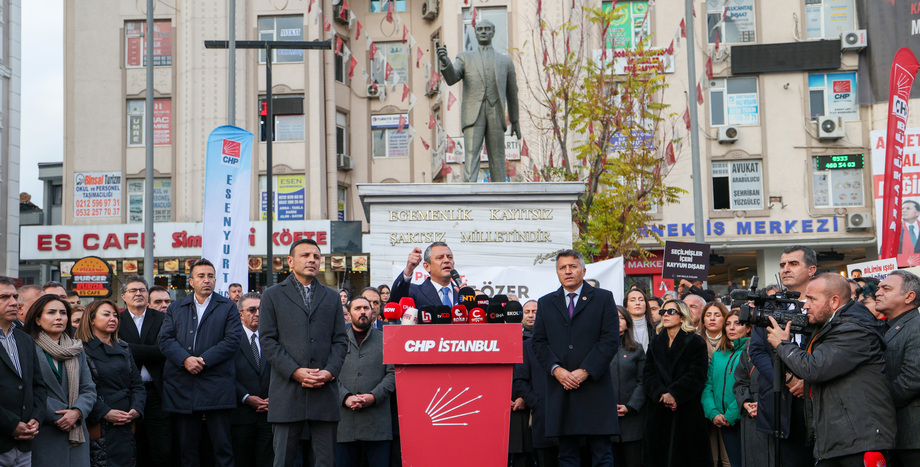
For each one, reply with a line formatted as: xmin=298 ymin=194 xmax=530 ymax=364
xmin=884 ymin=308 xmax=920 ymax=449
xmin=260 ymin=274 xmax=348 ymax=423
xmin=531 ymin=282 xmax=619 ymax=436
xmin=32 ymin=347 xmax=97 ymax=467
xmin=512 ymin=339 xmax=556 ymax=449
xmin=336 ymin=326 xmax=395 ymax=442
xmin=0 ymin=327 xmax=47 ymax=455
xmin=609 ymin=339 xmax=646 ymax=443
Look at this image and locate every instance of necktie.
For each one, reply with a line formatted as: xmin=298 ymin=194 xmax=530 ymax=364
xmin=251 ymin=333 xmax=260 ymax=371
xmin=911 ymin=225 xmax=918 ymax=246
xmin=305 ymin=284 xmax=315 ymax=311
xmin=567 ymin=293 xmax=577 ymax=318
xmin=441 ymin=287 xmax=452 ymax=306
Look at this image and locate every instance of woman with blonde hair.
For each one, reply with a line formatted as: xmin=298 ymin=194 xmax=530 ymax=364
xmin=645 ymin=299 xmax=711 ymax=466
xmin=23 ymin=294 xmax=96 ymax=467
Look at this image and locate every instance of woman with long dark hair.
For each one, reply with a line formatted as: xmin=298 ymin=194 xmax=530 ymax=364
xmin=623 ymin=289 xmax=656 ymax=351
xmin=611 ymin=306 xmax=647 ymax=466
xmin=644 ymin=299 xmax=711 ymax=466
xmin=77 ymin=300 xmax=145 ymax=467
xmin=23 ymin=294 xmax=96 ymax=467
xmin=702 ymin=308 xmax=751 ymax=467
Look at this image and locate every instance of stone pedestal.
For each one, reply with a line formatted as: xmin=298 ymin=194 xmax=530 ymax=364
xmin=357 ymin=182 xmax=585 ymax=286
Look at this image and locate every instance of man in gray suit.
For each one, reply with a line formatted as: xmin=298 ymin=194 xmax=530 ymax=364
xmin=260 ymin=238 xmax=348 ymax=467
xmin=875 ymin=270 xmax=920 ymax=466
xmin=438 ymin=19 xmax=520 ymax=183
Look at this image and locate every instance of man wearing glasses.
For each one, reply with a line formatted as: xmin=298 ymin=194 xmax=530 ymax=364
xmin=231 ymin=293 xmax=273 ymax=467
xmin=119 ymin=275 xmax=171 ymax=467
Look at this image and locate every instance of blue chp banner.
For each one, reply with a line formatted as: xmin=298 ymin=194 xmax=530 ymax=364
xmin=202 ymin=126 xmax=253 ymax=297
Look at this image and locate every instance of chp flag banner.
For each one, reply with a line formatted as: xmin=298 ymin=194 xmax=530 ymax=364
xmin=202 ymin=126 xmax=253 ymax=297
xmin=880 ymin=48 xmax=920 ymax=262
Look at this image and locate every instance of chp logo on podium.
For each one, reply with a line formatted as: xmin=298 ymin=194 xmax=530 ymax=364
xmin=425 ymin=387 xmax=482 ymax=426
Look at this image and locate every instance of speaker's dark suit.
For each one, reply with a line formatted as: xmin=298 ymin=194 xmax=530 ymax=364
xmin=231 ymin=330 xmax=273 ymax=467
xmin=389 ymin=274 xmax=454 ymax=309
xmin=0 ymin=327 xmax=47 ymax=455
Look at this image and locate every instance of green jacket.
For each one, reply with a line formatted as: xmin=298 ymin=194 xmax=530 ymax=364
xmin=702 ymin=337 xmax=749 ymax=426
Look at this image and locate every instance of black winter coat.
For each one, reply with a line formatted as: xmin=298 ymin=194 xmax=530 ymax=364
xmin=512 ymin=339 xmax=557 ymax=449
xmin=609 ymin=338 xmax=646 ymax=443
xmin=643 ymin=329 xmax=711 ymax=467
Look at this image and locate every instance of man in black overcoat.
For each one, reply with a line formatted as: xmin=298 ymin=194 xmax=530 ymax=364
xmin=531 ymin=249 xmax=619 ymax=466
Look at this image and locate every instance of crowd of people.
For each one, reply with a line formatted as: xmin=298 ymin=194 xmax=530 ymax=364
xmin=1 ymin=242 xmax=918 ymax=467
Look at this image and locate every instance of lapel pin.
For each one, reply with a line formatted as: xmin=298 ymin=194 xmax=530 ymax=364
xmin=581 ymin=296 xmax=587 ymax=300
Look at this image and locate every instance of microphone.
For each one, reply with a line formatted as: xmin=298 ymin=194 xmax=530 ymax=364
xmin=468 ymin=307 xmax=486 ymax=324
xmin=486 ymin=303 xmax=505 ymax=323
xmin=863 ymin=452 xmax=886 ymax=467
xmin=492 ymin=294 xmax=509 ymax=309
xmin=458 ymin=287 xmax=477 ymax=311
xmin=503 ymin=301 xmax=523 ymax=323
xmin=451 ymin=304 xmax=468 ymax=324
xmin=398 ymin=297 xmax=418 ymax=325
xmin=434 ymin=305 xmax=453 ymax=324
xmin=419 ymin=305 xmax=435 ymax=324
xmin=382 ymin=302 xmax=401 ymax=321
xmin=475 ymin=294 xmax=490 ymax=310
xmin=450 ymin=269 xmax=462 ymax=288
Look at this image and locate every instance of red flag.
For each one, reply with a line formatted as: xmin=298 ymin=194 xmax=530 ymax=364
xmin=402 ymin=25 xmax=409 ymax=44
xmin=398 ymin=115 xmax=407 ymax=133
xmin=543 ymin=49 xmax=549 ymax=66
xmin=682 ymin=107 xmax=690 ymax=130
xmin=386 ymin=0 xmax=395 ymax=23
xmin=588 ymin=121 xmax=594 ymax=136
xmin=416 ymin=47 xmax=424 ymax=68
xmin=348 ymin=56 xmax=358 ymax=78
xmin=428 ymin=70 xmax=440 ymax=93
xmin=537 ymin=0 xmax=542 ymax=16
xmin=428 ymin=115 xmax=436 ymax=129
xmin=402 ymin=84 xmax=410 ymax=102
xmin=522 ymin=140 xmax=530 ymax=159
xmin=446 ymin=136 xmax=456 ymax=154
xmin=882 ymin=48 xmax=920 ymax=261
xmin=421 ymin=137 xmax=430 ymax=150
xmin=335 ymin=36 xmax=344 ymax=55
xmin=705 ymin=56 xmax=713 ymax=80
xmin=369 ymin=42 xmax=378 ymax=61
xmin=385 ymin=62 xmax=394 ymax=81
xmin=696 ymin=82 xmax=704 ymax=105
xmin=308 ymin=0 xmax=315 ymax=13
xmin=680 ymin=19 xmax=686 ymax=38
xmin=324 ymin=14 xmax=331 ymax=32
xmin=548 ymin=151 xmax=554 ymax=168
xmin=666 ymin=39 xmax=674 ymax=55
xmin=665 ymin=141 xmax=676 ymax=166
xmin=448 ymin=92 xmax=457 ymax=111
xmin=471 ymin=7 xmax=477 ymax=28
xmin=355 ymin=20 xmax=363 ymax=41
xmin=339 ymin=0 xmax=350 ymax=20
xmin=715 ymin=30 xmax=721 ymax=52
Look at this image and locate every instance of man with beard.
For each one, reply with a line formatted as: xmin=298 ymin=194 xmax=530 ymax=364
xmin=334 ymin=297 xmax=395 ymax=467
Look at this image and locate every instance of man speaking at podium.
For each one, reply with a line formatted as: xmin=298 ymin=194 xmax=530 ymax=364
xmin=389 ymin=242 xmax=459 ymax=308
xmin=532 ymin=249 xmax=619 ymax=466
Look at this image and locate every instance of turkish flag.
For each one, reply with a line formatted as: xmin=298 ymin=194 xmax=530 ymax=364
xmin=355 ymin=20 xmax=363 ymax=41
xmin=448 ymin=92 xmax=457 ymax=111
xmin=428 ymin=115 xmax=436 ymax=129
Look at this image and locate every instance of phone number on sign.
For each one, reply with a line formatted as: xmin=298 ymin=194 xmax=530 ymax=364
xmin=75 ymin=199 xmax=120 ymax=209
xmin=75 ymin=207 xmax=120 ymax=217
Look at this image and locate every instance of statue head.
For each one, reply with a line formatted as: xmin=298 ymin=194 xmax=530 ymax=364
xmin=475 ymin=19 xmax=496 ymax=46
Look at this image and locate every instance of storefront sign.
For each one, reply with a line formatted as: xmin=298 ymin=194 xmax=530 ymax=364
xmin=624 ymin=251 xmax=664 ymax=275
xmin=641 ymin=217 xmax=841 ymax=238
xmin=71 ymin=256 xmax=113 ymax=297
xmin=661 ymin=241 xmax=710 ymax=281
xmin=74 ymin=172 xmax=122 ymax=218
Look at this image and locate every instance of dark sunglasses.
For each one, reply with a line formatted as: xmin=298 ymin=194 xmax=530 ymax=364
xmin=244 ymin=306 xmax=260 ymax=312
xmin=658 ymin=308 xmax=680 ymax=316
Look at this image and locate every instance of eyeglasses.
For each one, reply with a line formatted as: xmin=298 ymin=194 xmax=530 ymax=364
xmin=0 ymin=294 xmax=20 ymax=301
xmin=658 ymin=308 xmax=680 ymax=316
xmin=244 ymin=306 xmax=260 ymax=312
xmin=126 ymin=288 xmax=147 ymax=295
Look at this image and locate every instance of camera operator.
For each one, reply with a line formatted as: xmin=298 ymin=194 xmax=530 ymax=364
xmin=748 ymin=245 xmax=816 ymax=466
xmin=766 ymin=273 xmax=894 ymax=466
xmin=874 ymin=270 xmax=920 ymax=467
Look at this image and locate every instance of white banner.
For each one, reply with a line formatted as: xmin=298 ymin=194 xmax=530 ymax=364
xmin=392 ymin=257 xmax=625 ymax=304
xmin=202 ymin=126 xmax=253 ymax=296
xmin=847 ymin=258 xmax=898 ymax=280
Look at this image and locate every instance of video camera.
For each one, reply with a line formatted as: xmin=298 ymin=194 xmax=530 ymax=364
xmin=730 ymin=276 xmax=815 ymax=335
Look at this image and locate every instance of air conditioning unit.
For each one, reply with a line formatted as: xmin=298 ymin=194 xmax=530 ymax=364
xmin=367 ymin=84 xmax=382 ymax=99
xmin=717 ymin=125 xmax=739 ymax=144
xmin=332 ymin=4 xmax=349 ymax=24
xmin=846 ymin=211 xmax=871 ymax=231
xmin=817 ymin=116 xmax=845 ymax=141
xmin=337 ymin=153 xmax=354 ymax=171
xmin=422 ymin=0 xmax=439 ymax=21
xmin=840 ymin=29 xmax=867 ymax=53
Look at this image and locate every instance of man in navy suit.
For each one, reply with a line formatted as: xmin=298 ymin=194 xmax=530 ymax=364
xmin=159 ymin=258 xmax=243 ymax=467
xmin=389 ymin=242 xmax=459 ymax=308
xmin=531 ymin=250 xmax=619 ymax=467
xmin=231 ymin=292 xmax=273 ymax=467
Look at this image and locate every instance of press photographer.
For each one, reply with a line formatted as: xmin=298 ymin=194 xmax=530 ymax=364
xmin=766 ymin=273 xmax=894 ymax=466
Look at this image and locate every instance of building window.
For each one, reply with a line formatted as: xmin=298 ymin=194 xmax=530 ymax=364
xmin=127 ymin=98 xmax=172 ymax=146
xmin=336 ymin=112 xmax=348 ymax=156
xmin=125 ymin=20 xmax=173 ymax=67
xmin=258 ymin=16 xmax=304 ymax=63
xmin=707 ymin=0 xmax=756 ymax=44
xmin=371 ymin=114 xmax=410 ymax=158
xmin=370 ymin=42 xmax=409 ymax=87
xmin=808 ymin=72 xmax=857 ymax=122
xmin=370 ymin=0 xmax=406 ymax=12
xmin=260 ymin=174 xmax=306 ymax=221
xmin=335 ymin=36 xmax=347 ymax=83
xmin=52 ymin=184 xmax=63 ymax=206
xmin=462 ymin=7 xmax=509 ymax=55
xmin=812 ymin=155 xmax=864 ymax=207
xmin=805 ymin=0 xmax=856 ymax=39
xmin=259 ymin=95 xmax=305 ymax=142
xmin=602 ymin=1 xmax=650 ymax=49
xmin=337 ymin=186 xmax=347 ymax=221
xmin=127 ymin=178 xmax=172 ymax=223
xmin=709 ymin=77 xmax=759 ymax=126
xmin=712 ymin=160 xmax=764 ymax=210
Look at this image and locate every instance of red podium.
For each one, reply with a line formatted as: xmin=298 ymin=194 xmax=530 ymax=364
xmin=383 ymin=324 xmax=523 ymax=467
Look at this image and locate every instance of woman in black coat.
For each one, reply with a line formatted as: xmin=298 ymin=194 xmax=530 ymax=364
xmin=611 ymin=306 xmax=647 ymax=466
xmin=77 ymin=300 xmax=145 ymax=467
xmin=643 ymin=299 xmax=711 ymax=467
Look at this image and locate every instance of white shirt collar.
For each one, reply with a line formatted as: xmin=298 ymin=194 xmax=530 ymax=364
xmin=243 ymin=326 xmax=258 ymax=342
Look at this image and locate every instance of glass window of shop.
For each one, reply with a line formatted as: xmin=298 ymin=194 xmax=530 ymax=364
xmin=712 ymin=159 xmax=764 ymax=210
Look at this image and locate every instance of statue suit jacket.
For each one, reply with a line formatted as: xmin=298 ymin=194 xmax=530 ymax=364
xmin=441 ymin=46 xmax=519 ymax=131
